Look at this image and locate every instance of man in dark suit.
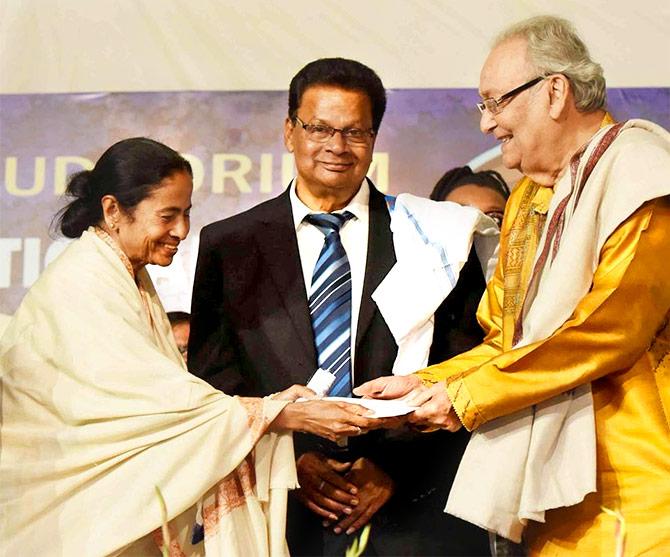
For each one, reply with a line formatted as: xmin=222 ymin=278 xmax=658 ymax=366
xmin=189 ymin=58 xmax=488 ymax=556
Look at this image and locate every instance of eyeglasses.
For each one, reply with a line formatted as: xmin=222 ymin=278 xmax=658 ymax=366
xmin=476 ymin=76 xmax=545 ymax=115
xmin=293 ymin=116 xmax=375 ymax=145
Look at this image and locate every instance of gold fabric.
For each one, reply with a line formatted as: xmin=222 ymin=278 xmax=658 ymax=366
xmin=500 ymin=179 xmax=552 ymax=350
xmin=418 ymin=194 xmax=670 ymax=555
xmin=417 ymin=114 xmax=670 ymax=554
xmin=501 ymin=112 xmax=615 ymax=350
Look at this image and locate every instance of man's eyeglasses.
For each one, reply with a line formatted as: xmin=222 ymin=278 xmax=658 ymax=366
xmin=476 ymin=76 xmax=545 ymax=115
xmin=293 ymin=116 xmax=375 ymax=145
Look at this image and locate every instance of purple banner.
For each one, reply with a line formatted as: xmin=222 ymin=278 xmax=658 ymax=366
xmin=1 ymin=88 xmax=668 ymax=313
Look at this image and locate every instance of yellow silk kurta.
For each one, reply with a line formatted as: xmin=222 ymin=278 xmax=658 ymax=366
xmin=418 ymin=180 xmax=670 ymax=555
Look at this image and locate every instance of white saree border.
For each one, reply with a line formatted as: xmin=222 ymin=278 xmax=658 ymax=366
xmin=199 ymin=399 xmax=296 ymax=557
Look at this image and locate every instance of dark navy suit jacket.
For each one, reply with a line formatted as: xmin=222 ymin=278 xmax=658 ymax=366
xmin=188 ymin=181 xmax=488 ymax=556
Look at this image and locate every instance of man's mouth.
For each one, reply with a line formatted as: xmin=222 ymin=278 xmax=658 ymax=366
xmin=319 ymin=161 xmax=352 ymax=171
xmin=160 ymin=243 xmax=179 ymax=253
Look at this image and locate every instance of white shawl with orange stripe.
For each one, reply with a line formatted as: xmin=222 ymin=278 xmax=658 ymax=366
xmin=0 ymin=229 xmax=297 ymax=556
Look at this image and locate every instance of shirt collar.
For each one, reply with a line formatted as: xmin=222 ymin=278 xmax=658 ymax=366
xmin=290 ymin=178 xmax=369 ymax=231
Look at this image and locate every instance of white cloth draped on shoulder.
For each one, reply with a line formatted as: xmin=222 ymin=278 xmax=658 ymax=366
xmin=372 ymin=194 xmax=499 ymax=375
xmin=445 ymin=119 xmax=670 ymax=542
xmin=0 ymin=229 xmax=297 ymax=556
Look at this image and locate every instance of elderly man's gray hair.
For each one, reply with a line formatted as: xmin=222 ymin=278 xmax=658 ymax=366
xmin=495 ymin=15 xmax=607 ymax=112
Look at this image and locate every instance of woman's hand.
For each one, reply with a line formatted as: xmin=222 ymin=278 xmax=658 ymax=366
xmin=272 ymin=384 xmax=317 ymax=401
xmin=270 ymin=400 xmax=377 ymax=442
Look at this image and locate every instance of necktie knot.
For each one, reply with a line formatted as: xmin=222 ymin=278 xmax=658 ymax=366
xmin=304 ymin=211 xmax=354 ymax=237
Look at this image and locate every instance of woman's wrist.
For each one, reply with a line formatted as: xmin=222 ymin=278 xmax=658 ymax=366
xmin=270 ymin=400 xmax=304 ymax=432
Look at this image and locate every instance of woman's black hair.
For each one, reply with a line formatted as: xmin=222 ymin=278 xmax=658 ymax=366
xmin=429 ymin=165 xmax=510 ymax=202
xmin=56 ymin=137 xmax=192 ymax=238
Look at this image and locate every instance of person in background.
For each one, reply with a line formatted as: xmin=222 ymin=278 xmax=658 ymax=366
xmin=188 ymin=58 xmax=488 ymax=556
xmin=356 ymin=15 xmax=670 ymax=556
xmin=425 ymin=166 xmax=512 ymax=360
xmin=167 ymin=310 xmax=190 ymax=363
xmin=431 ymin=165 xmax=511 ymax=283
xmin=0 ymin=137 xmax=380 ymax=557
xmin=430 ymin=165 xmax=510 ymax=228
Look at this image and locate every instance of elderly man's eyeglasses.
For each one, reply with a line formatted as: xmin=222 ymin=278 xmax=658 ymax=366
xmin=293 ymin=116 xmax=375 ymax=145
xmin=476 ymin=76 xmax=545 ymax=115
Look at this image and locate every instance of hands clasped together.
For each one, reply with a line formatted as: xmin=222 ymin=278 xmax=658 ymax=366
xmin=269 ymin=376 xmax=462 ymax=536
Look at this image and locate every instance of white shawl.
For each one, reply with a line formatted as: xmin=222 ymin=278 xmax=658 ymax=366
xmin=446 ymin=119 xmax=670 ymax=541
xmin=372 ymin=194 xmax=499 ymax=374
xmin=0 ymin=229 xmax=297 ymax=556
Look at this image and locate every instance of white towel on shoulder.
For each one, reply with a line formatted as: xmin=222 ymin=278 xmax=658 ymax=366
xmin=372 ymin=194 xmax=499 ymax=375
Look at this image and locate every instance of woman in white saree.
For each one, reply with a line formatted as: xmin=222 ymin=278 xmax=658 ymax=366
xmin=0 ymin=138 xmax=377 ymax=557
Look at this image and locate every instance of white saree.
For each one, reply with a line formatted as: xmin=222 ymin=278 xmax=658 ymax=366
xmin=0 ymin=228 xmax=297 ymax=556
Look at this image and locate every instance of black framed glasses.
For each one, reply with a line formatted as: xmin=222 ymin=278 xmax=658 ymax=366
xmin=293 ymin=116 xmax=375 ymax=145
xmin=476 ymin=76 xmax=545 ymax=115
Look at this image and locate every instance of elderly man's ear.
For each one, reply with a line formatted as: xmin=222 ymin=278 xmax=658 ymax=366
xmin=547 ymin=74 xmax=572 ymax=119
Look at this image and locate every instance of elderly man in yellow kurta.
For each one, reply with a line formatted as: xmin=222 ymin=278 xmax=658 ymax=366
xmin=356 ymin=15 xmax=670 ymax=556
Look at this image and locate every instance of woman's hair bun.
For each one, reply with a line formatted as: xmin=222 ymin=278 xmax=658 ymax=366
xmin=66 ymin=170 xmax=94 ymax=199
xmin=56 ymin=170 xmax=99 ymax=238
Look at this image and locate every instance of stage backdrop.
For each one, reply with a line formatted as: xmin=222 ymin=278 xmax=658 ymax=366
xmin=1 ymin=88 xmax=668 ymax=314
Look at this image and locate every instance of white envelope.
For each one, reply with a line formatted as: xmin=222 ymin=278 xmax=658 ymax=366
xmin=324 ymin=397 xmax=417 ymax=418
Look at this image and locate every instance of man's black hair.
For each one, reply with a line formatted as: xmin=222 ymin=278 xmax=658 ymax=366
xmin=288 ymin=57 xmax=387 ymax=132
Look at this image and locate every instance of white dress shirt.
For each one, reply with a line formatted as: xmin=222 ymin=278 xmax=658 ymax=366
xmin=289 ymin=179 xmax=370 ymax=376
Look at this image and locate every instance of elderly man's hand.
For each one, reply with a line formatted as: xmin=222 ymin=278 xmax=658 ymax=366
xmin=406 ymin=382 xmax=462 ymax=431
xmin=353 ymin=374 xmax=423 ymax=400
xmin=328 ymin=457 xmax=394 ymax=536
xmin=295 ymin=452 xmax=360 ymax=522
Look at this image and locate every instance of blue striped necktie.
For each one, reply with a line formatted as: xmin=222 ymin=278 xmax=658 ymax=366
xmin=304 ymin=211 xmax=354 ymax=397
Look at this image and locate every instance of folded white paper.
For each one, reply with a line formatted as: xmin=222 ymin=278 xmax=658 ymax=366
xmin=324 ymin=397 xmax=417 ymax=418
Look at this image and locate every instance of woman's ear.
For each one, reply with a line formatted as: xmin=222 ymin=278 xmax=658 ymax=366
xmin=101 ymin=195 xmax=121 ymax=231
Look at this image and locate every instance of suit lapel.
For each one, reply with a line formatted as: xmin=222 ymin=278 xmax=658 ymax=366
xmin=255 ymin=189 xmax=317 ymax=364
xmin=356 ymin=180 xmax=396 ymax=350
xmin=254 ymin=182 xmax=394 ymax=371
